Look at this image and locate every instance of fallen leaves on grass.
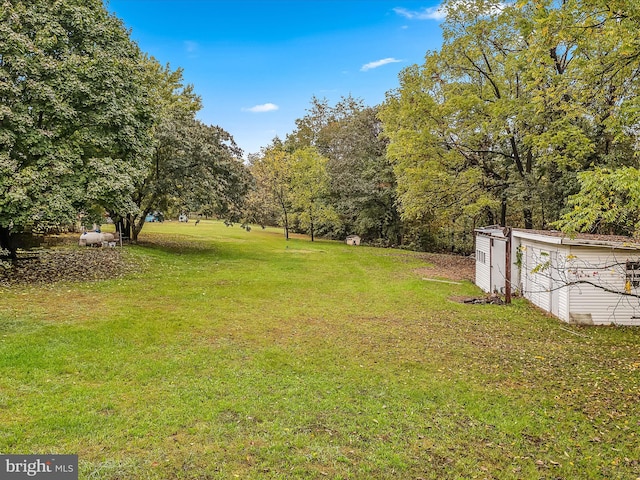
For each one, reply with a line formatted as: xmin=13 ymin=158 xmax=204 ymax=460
xmin=0 ymin=247 xmax=139 ymax=285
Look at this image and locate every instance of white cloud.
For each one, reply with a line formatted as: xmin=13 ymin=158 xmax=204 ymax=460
xmin=361 ymin=57 xmax=402 ymax=72
xmin=393 ymin=6 xmax=446 ymax=21
xmin=184 ymin=40 xmax=199 ymax=53
xmin=393 ymin=1 xmax=509 ymax=21
xmin=242 ymin=103 xmax=279 ymax=113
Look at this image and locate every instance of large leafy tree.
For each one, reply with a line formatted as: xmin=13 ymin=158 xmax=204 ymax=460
xmin=380 ymin=1 xmax=528 ymax=251
xmin=249 ymin=139 xmax=293 ymax=240
xmin=242 ymin=153 xmax=279 ymax=229
xmin=117 ymin=60 xmax=250 ymax=242
xmin=379 ymin=59 xmax=497 ymax=247
xmin=177 ymin=121 xmax=251 ymax=224
xmin=124 ymin=113 xmax=250 ymax=242
xmin=324 ymin=103 xmax=400 ymax=244
xmin=113 ymin=59 xmax=198 ymax=241
xmin=0 ymin=0 xmax=154 ymax=256
xmin=555 ymin=167 xmax=640 ymax=236
xmin=380 ymin=0 xmax=640 ymax=249
xmin=517 ymin=0 xmax=640 ymax=225
xmin=289 ymin=146 xmax=336 ymax=242
xmin=382 ymin=0 xmax=551 ymax=232
xmin=287 ymin=96 xmax=401 ymax=243
xmin=544 ymin=0 xmax=640 ymax=236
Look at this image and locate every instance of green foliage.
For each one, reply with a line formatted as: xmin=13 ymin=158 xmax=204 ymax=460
xmin=380 ymin=0 xmax=640 ymax=247
xmin=248 ymin=140 xmax=294 ymax=239
xmin=0 ymin=0 xmax=154 ymax=241
xmin=125 ymin=65 xmax=250 ymax=241
xmin=288 ymin=147 xmax=338 ymax=241
xmin=0 ymin=2 xmax=249 ymax=250
xmin=287 ymin=96 xmax=401 ymax=243
xmin=555 ymin=167 xmax=640 ymax=237
xmin=379 ymin=55 xmax=501 ymax=244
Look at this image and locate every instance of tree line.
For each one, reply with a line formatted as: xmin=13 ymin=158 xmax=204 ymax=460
xmin=3 ymin=0 xmax=640 ymax=258
xmin=248 ymin=0 xmax=640 ymax=250
xmin=244 ymin=96 xmax=401 ymax=246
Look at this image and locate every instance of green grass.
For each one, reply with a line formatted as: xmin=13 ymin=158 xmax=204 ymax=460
xmin=1 ymin=220 xmax=639 ymax=479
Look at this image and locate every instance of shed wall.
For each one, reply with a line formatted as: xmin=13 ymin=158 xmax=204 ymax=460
xmin=518 ymin=238 xmax=640 ymax=325
xmin=564 ymin=246 xmax=640 ymax=325
xmin=558 ymin=280 xmax=569 ymax=322
xmin=520 ymin=240 xmax=554 ymax=313
xmin=475 ymin=235 xmax=491 ymax=293
xmin=490 ymin=237 xmax=507 ymax=294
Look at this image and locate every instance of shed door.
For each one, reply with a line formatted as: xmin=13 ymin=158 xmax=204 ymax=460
xmin=490 ymin=238 xmax=507 ymax=294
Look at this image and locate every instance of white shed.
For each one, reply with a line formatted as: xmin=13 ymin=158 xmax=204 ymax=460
xmin=346 ymin=235 xmax=361 ymax=246
xmin=475 ymin=226 xmax=512 ymax=295
xmin=475 ymin=227 xmax=640 ymax=326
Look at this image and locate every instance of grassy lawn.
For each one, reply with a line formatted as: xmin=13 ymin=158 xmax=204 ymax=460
xmin=1 ymin=220 xmax=639 ymax=479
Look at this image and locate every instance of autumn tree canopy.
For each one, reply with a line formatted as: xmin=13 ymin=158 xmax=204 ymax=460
xmin=379 ymin=0 xmax=640 ymax=248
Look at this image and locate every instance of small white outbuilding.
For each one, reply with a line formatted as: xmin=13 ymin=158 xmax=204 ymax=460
xmin=346 ymin=235 xmax=361 ymax=246
xmin=475 ymin=226 xmax=640 ymax=326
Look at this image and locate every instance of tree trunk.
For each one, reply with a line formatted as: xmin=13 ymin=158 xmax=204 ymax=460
xmin=115 ymin=217 xmax=131 ymax=240
xmin=310 ymin=210 xmax=315 ymax=242
xmin=523 ymin=207 xmax=533 ymax=230
xmin=500 ymin=194 xmax=507 ymax=227
xmin=283 ymin=208 xmax=289 ymax=240
xmin=508 ymin=137 xmax=535 ymax=229
xmin=0 ymin=226 xmax=16 ymax=260
xmin=131 ymin=215 xmax=146 ymax=243
xmin=523 ymin=150 xmax=534 ymax=229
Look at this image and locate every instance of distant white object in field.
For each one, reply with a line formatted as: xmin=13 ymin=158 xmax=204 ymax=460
xmin=79 ymin=232 xmax=115 ymax=246
xmin=346 ymin=235 xmax=361 ymax=246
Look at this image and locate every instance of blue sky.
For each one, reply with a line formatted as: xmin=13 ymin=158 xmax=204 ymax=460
xmin=105 ymin=1 xmax=445 ymax=157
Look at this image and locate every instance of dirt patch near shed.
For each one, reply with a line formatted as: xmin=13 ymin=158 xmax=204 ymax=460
xmin=414 ymin=252 xmax=475 ymax=282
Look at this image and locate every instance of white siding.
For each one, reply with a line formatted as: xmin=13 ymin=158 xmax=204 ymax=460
xmin=519 ymin=239 xmax=640 ymax=325
xmin=557 ymin=283 xmax=570 ymax=322
xmin=475 ymin=235 xmax=491 ymax=293
xmin=565 ymin=246 xmax=640 ymax=325
xmin=490 ymin=238 xmax=508 ymax=294
xmin=520 ymin=241 xmax=554 ymax=313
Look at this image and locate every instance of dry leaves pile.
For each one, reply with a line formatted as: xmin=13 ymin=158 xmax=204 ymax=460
xmin=0 ymin=247 xmax=137 ymax=286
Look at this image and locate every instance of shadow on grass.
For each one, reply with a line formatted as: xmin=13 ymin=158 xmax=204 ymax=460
xmin=134 ymin=234 xmax=269 ymax=263
xmin=136 ymin=239 xmax=218 ymax=256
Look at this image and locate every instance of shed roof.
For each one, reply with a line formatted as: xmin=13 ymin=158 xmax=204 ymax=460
xmin=474 ymin=225 xmax=508 ymax=238
xmin=512 ymin=229 xmax=640 ymax=250
xmin=475 ymin=226 xmax=640 ymax=250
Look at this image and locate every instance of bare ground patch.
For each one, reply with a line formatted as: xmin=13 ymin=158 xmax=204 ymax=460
xmin=414 ymin=252 xmax=475 ymax=282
